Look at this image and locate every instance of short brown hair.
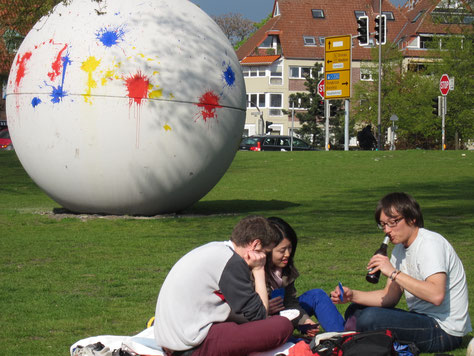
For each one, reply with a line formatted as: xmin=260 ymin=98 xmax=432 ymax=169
xmin=231 ymin=215 xmax=282 ymax=248
xmin=375 ymin=192 xmax=424 ymax=227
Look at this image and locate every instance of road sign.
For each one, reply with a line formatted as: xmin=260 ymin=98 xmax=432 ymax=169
xmin=325 ymin=70 xmax=351 ymax=98
xmin=440 ymin=74 xmax=450 ymax=96
xmin=318 ymin=79 xmax=325 ymax=98
xmin=325 ymin=51 xmax=350 ymax=72
xmin=324 ymin=35 xmax=351 ymax=99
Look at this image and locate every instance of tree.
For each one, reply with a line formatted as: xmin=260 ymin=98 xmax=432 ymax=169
xmin=284 ymin=62 xmax=346 ymax=148
xmin=427 ymin=29 xmax=474 ymax=149
xmin=212 ymin=13 xmax=256 ymax=47
xmin=352 ymin=44 xmax=440 ymax=149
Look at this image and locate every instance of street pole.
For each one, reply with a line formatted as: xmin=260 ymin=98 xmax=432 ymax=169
xmin=344 ymin=99 xmax=349 ymax=151
xmin=377 ymin=0 xmax=382 ymax=150
xmin=442 ymin=96 xmax=446 ymax=151
xmin=291 ymin=101 xmax=295 ymax=151
xmin=325 ymin=100 xmax=330 ymax=150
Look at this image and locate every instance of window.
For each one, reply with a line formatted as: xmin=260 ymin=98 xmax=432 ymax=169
xmin=243 ymin=66 xmax=266 ymax=77
xmin=360 ymin=69 xmax=373 ymax=81
xmin=303 ymin=36 xmax=316 ymax=46
xmin=312 ymin=9 xmax=324 ymax=18
xmin=270 ymin=63 xmax=283 ymax=85
xmin=269 ymin=93 xmax=283 ymax=116
xmin=319 ymin=36 xmax=325 ymax=46
xmin=289 ymin=66 xmax=314 ymax=79
xmin=247 ymin=93 xmax=266 ymax=108
xmin=412 ymin=10 xmax=425 ymax=23
xmin=382 ymin=11 xmax=395 ymax=20
xmin=259 ymin=35 xmax=275 ymax=48
xmin=407 ymin=63 xmax=427 ymax=72
xmin=419 ymin=35 xmax=434 ymax=49
xmin=354 ymin=11 xmax=366 ymax=19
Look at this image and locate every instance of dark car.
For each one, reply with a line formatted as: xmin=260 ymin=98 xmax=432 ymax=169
xmin=239 ymin=135 xmax=313 ymax=151
xmin=0 ymin=129 xmax=13 ymax=151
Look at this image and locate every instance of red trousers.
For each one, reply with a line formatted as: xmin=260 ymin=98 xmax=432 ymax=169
xmin=191 ymin=316 xmax=293 ymax=356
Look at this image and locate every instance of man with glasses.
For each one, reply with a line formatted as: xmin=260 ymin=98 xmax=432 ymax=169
xmin=330 ymin=192 xmax=471 ymax=353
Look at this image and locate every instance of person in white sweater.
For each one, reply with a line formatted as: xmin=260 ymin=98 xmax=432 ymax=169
xmin=154 ymin=215 xmax=294 ymax=356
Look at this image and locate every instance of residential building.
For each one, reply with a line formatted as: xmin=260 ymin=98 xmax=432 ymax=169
xmin=236 ymin=0 xmax=472 ymax=140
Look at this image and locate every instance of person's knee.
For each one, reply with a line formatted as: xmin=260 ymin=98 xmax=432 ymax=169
xmin=272 ymin=316 xmax=294 ymax=340
xmin=356 ymin=307 xmax=380 ymax=331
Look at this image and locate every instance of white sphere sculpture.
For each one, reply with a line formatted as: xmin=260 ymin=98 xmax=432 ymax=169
xmin=6 ymin=0 xmax=246 ymax=215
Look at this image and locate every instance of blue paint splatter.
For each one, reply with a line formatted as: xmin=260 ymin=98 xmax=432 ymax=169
xmin=223 ymin=65 xmax=236 ymax=87
xmin=31 ymin=97 xmax=42 ymax=107
xmin=96 ymin=26 xmax=126 ymax=47
xmin=46 ymin=53 xmax=71 ymax=103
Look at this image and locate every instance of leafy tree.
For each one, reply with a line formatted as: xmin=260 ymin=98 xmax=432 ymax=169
xmin=212 ymin=13 xmax=256 ymax=47
xmin=426 ymin=28 xmax=474 ymax=149
xmin=284 ymin=62 xmax=346 ymax=148
xmin=352 ymin=44 xmax=440 ymax=149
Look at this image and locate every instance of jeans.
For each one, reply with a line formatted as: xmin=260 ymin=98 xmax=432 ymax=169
xmin=345 ymin=303 xmax=463 ymax=353
xmin=298 ymin=288 xmax=345 ymax=332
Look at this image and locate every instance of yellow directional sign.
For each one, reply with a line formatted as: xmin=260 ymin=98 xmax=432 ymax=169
xmin=324 ymin=35 xmax=352 ymax=99
xmin=325 ymin=70 xmax=351 ymax=98
xmin=325 ymin=51 xmax=350 ymax=72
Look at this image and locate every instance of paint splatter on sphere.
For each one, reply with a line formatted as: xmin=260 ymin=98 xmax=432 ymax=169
xmin=6 ymin=0 xmax=246 ymax=215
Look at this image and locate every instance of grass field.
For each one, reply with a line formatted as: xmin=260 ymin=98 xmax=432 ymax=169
xmin=0 ymin=149 xmax=473 ymax=356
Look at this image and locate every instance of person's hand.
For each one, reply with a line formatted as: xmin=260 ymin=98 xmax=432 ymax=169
xmin=246 ymin=250 xmax=266 ymax=270
xmin=268 ymin=296 xmax=284 ymax=315
xmin=301 ymin=319 xmax=320 ymax=338
xmin=330 ymin=285 xmax=352 ymax=304
xmin=367 ymin=254 xmax=394 ymax=278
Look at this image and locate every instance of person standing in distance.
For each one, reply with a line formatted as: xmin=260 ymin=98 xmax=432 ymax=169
xmin=154 ymin=215 xmax=293 ymax=356
xmin=330 ymin=192 xmax=471 ymax=353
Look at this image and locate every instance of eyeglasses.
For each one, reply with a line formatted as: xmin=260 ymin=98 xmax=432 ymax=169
xmin=378 ymin=217 xmax=404 ymax=230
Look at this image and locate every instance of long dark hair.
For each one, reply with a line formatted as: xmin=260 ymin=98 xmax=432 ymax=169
xmin=267 ymin=217 xmax=298 ymax=277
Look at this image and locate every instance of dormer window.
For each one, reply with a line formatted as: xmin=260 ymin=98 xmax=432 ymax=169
xmin=383 ymin=11 xmax=395 ymax=20
xmin=312 ymin=9 xmax=324 ymax=18
xmin=303 ymin=36 xmax=316 ymax=46
xmin=412 ymin=10 xmax=425 ymax=23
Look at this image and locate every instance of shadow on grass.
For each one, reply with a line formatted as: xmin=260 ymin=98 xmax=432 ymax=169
xmin=185 ymin=199 xmax=300 ymax=215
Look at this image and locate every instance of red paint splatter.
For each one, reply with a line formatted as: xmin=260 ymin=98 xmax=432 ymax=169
xmin=124 ymin=71 xmax=150 ymax=106
xmin=48 ymin=44 xmax=68 ymax=81
xmin=15 ymin=51 xmax=33 ymax=89
xmin=196 ymin=91 xmax=222 ymax=122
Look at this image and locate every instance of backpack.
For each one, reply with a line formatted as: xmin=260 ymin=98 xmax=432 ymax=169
xmin=309 ymin=330 xmax=396 ymax=356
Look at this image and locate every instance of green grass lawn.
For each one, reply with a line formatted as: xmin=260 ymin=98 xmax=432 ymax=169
xmin=0 ymin=149 xmax=473 ymax=355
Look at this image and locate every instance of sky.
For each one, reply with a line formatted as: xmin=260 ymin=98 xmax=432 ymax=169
xmin=191 ymin=0 xmax=409 ymax=22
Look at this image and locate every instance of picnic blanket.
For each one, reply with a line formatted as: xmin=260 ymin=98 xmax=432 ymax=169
xmin=70 ymin=326 xmax=295 ymax=356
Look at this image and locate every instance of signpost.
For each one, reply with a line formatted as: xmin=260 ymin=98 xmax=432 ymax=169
xmin=439 ymin=74 xmax=450 ymax=151
xmin=324 ymin=35 xmax=352 ymax=150
xmin=324 ymin=35 xmax=351 ymax=99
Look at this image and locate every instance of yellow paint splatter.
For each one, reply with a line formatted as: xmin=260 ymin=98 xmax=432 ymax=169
xmin=163 ymin=124 xmax=172 ymax=131
xmin=81 ymin=56 xmax=101 ymax=104
xmin=101 ymin=69 xmax=117 ymax=86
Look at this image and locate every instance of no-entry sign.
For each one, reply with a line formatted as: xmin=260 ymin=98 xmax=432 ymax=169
xmin=440 ymin=74 xmax=450 ymax=96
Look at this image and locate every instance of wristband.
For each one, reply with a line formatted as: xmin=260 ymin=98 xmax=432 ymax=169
xmin=389 ymin=269 xmax=399 ymax=280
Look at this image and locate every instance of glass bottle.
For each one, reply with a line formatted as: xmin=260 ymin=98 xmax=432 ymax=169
xmin=366 ymin=235 xmax=390 ymax=284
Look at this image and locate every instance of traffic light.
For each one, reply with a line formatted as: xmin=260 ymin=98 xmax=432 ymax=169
xmin=375 ymin=15 xmax=387 ymax=45
xmin=432 ymin=97 xmax=440 ymax=116
xmin=265 ymin=121 xmax=273 ymax=133
xmin=356 ymin=16 xmax=369 ymax=46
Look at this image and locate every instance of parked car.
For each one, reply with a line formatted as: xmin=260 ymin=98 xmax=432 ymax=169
xmin=239 ymin=135 xmax=313 ymax=151
xmin=0 ymin=129 xmax=13 ymax=151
